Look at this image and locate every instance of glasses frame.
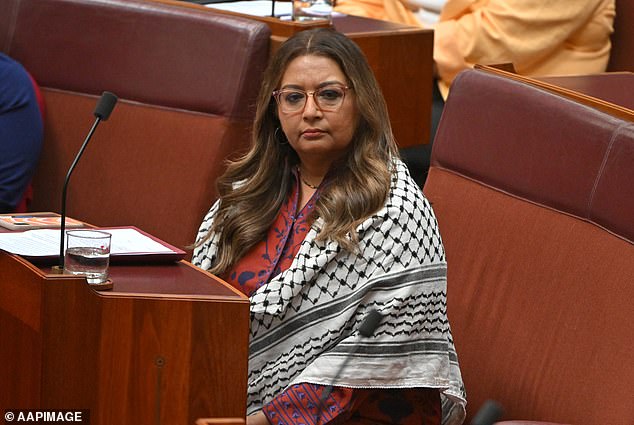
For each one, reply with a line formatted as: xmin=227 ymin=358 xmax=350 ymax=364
xmin=272 ymin=85 xmax=351 ymax=114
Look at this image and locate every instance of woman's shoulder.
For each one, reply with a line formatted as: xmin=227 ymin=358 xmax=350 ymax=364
xmin=387 ymin=158 xmax=429 ymax=207
xmin=355 ymin=158 xmax=434 ymax=230
xmin=354 ymin=158 xmax=445 ymax=264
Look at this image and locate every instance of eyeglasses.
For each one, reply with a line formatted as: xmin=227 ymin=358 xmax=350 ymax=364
xmin=272 ymin=85 xmax=351 ymax=113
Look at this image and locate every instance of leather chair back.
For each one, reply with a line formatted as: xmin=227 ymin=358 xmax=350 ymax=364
xmin=424 ymin=68 xmax=634 ymax=424
xmin=1 ymin=0 xmax=271 ymax=251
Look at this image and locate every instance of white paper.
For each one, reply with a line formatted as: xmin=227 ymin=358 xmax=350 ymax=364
xmin=206 ymin=1 xmax=292 ymax=17
xmin=0 ymin=228 xmax=175 ymax=257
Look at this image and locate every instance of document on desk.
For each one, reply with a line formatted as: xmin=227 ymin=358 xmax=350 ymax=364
xmin=206 ymin=0 xmax=293 ymax=17
xmin=0 ymin=227 xmax=185 ymax=262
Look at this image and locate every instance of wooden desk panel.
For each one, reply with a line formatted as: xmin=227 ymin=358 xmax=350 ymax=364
xmin=476 ymin=65 xmax=634 ymax=122
xmin=0 ymin=253 xmax=249 ymax=424
xmin=196 ymin=418 xmax=245 ymax=425
xmin=341 ymin=18 xmax=433 ymax=148
xmin=536 ymin=72 xmax=634 ymax=113
xmin=160 ymin=0 xmax=433 ymax=147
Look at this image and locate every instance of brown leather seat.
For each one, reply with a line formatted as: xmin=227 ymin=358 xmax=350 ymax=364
xmin=424 ymin=68 xmax=634 ymax=424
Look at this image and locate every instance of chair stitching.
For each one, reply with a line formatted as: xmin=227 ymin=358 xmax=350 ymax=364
xmin=586 ymin=122 xmax=629 ymax=219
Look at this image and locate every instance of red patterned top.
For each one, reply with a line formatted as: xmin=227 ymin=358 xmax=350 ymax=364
xmin=222 ymin=174 xmax=441 ymax=425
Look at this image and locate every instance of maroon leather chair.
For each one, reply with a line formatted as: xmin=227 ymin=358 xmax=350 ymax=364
xmin=424 ymin=68 xmax=634 ymax=424
xmin=0 ymin=0 xmax=270 ymax=251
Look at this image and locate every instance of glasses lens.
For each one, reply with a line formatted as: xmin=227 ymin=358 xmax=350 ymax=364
xmin=316 ymin=87 xmax=345 ymax=109
xmin=280 ymin=91 xmax=306 ymax=112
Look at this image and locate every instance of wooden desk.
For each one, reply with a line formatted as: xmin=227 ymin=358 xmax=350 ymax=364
xmin=476 ymin=65 xmax=634 ymax=122
xmin=332 ymin=15 xmax=433 ymax=148
xmin=196 ymin=418 xmax=245 ymax=425
xmin=161 ymin=0 xmax=434 ymax=148
xmin=0 ymin=250 xmax=249 ymax=424
xmin=535 ymin=72 xmax=634 ymax=115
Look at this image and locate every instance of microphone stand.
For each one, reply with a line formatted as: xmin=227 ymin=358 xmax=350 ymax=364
xmin=315 ymin=309 xmax=383 ymax=425
xmin=471 ymin=400 xmax=504 ymax=425
xmin=55 ymin=91 xmax=118 ymax=271
xmin=57 ymin=118 xmax=103 ymax=270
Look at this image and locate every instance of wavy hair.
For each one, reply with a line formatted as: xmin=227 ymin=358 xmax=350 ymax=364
xmin=200 ymin=28 xmax=399 ymax=275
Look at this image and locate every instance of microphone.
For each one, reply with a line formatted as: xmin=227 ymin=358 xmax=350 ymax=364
xmin=470 ymin=399 xmax=504 ymax=425
xmin=358 ymin=308 xmax=383 ymax=338
xmin=315 ymin=309 xmax=383 ymax=425
xmin=57 ymin=91 xmax=118 ymax=270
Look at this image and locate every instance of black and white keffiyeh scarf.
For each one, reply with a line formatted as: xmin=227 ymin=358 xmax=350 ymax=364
xmin=192 ymin=159 xmax=466 ymax=424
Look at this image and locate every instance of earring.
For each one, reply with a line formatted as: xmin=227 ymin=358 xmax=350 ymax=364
xmin=275 ymin=127 xmax=288 ymax=145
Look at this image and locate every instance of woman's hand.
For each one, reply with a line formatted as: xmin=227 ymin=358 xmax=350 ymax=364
xmin=246 ymin=412 xmax=270 ymax=425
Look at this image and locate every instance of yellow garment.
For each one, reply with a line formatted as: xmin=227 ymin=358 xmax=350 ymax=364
xmin=335 ymin=0 xmax=616 ymax=98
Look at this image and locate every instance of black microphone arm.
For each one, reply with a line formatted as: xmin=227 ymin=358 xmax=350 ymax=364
xmin=58 ymin=91 xmax=118 ymax=269
xmin=315 ymin=309 xmax=383 ymax=425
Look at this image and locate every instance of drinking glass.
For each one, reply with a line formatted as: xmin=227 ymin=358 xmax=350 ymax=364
xmin=64 ymin=230 xmax=112 ymax=284
xmin=292 ymin=0 xmax=333 ymax=22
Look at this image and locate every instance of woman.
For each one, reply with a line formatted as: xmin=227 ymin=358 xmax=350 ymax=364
xmin=193 ymin=28 xmax=466 ymax=425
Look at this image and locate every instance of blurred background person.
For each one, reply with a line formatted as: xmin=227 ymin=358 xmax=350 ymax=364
xmin=0 ymin=53 xmax=44 ymax=213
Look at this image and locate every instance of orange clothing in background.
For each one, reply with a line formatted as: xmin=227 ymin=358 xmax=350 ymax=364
xmin=335 ymin=0 xmax=615 ymax=97
xmin=334 ymin=0 xmax=421 ymax=26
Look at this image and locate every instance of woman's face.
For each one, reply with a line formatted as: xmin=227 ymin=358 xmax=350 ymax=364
xmin=276 ymin=54 xmax=359 ymax=169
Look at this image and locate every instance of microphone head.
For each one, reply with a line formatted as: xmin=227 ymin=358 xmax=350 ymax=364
xmin=470 ymin=399 xmax=503 ymax=425
xmin=359 ymin=309 xmax=383 ymax=337
xmin=94 ymin=91 xmax=118 ymax=121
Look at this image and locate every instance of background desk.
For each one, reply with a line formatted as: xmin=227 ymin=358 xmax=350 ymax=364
xmin=535 ymin=72 xmax=634 ymax=119
xmin=331 ymin=15 xmax=433 ymax=149
xmin=164 ymin=0 xmax=434 ymax=148
xmin=476 ymin=65 xmax=634 ymax=122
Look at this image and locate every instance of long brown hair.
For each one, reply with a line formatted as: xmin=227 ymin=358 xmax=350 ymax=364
xmin=200 ymin=28 xmax=399 ymax=275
